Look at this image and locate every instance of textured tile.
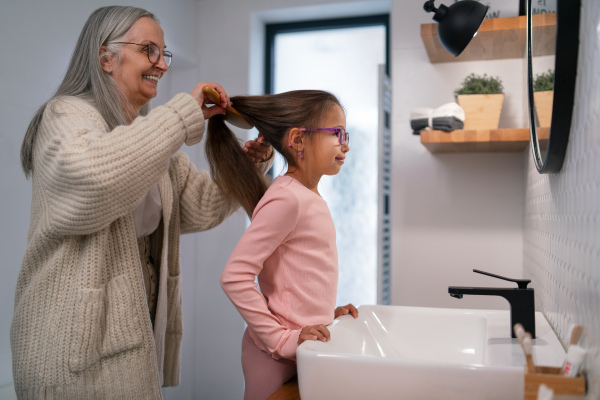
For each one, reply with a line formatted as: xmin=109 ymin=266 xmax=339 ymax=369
xmin=523 ymin=1 xmax=600 ymax=398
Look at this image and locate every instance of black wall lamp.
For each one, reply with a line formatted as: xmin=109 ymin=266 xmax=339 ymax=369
xmin=423 ymin=0 xmax=489 ymax=56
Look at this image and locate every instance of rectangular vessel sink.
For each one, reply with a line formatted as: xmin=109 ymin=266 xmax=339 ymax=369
xmin=297 ymin=305 xmax=565 ymax=400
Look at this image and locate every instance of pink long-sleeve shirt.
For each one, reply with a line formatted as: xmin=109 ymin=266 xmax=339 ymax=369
xmin=221 ymin=176 xmax=339 ymax=361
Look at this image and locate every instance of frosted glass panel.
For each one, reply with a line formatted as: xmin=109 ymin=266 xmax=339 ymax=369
xmin=273 ymin=26 xmax=385 ymax=306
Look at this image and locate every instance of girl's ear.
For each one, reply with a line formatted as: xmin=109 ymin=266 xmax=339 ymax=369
xmin=100 ymin=46 xmax=113 ymax=73
xmin=288 ymin=128 xmax=304 ymax=150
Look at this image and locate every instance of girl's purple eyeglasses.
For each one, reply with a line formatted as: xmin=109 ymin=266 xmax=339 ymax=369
xmin=299 ymin=128 xmax=350 ymax=145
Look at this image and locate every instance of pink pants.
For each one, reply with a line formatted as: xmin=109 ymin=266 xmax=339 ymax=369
xmin=241 ymin=328 xmax=297 ymax=400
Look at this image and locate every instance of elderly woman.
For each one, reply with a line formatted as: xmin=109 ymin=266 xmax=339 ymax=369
xmin=11 ymin=6 xmax=272 ymax=399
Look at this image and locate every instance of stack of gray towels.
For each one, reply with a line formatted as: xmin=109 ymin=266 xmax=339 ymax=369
xmin=411 ymin=102 xmax=465 ymax=135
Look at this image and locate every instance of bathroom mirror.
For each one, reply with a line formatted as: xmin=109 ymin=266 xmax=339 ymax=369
xmin=526 ymin=0 xmax=580 ymax=173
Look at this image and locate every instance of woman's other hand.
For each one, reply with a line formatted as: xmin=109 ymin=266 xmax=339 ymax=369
xmin=190 ymin=82 xmax=232 ymax=120
xmin=334 ymin=304 xmax=358 ymax=319
xmin=298 ymin=324 xmax=330 ymax=345
xmin=243 ymin=136 xmax=273 ymax=164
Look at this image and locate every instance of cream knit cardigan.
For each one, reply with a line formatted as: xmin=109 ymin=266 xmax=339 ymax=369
xmin=11 ymin=93 xmax=267 ymax=399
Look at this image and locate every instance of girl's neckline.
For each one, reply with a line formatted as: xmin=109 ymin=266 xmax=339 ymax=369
xmin=279 ymin=175 xmax=322 ymax=198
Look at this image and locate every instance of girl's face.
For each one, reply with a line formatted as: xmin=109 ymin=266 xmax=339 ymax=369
xmin=103 ymin=17 xmax=169 ymax=113
xmin=304 ymin=105 xmax=350 ymax=177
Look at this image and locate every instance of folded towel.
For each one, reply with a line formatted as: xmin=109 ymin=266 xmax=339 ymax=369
xmin=410 ymin=102 xmax=465 ymax=135
xmin=433 ymin=102 xmax=465 ymax=121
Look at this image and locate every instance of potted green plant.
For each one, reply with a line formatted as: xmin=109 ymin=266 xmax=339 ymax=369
xmin=454 ymin=73 xmax=505 ymax=130
xmin=533 ymin=69 xmax=554 ymax=127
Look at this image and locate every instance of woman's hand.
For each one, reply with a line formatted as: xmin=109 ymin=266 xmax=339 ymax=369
xmin=190 ymin=82 xmax=232 ymax=120
xmin=298 ymin=324 xmax=330 ymax=345
xmin=243 ymin=136 xmax=273 ymax=163
xmin=334 ymin=304 xmax=359 ymax=319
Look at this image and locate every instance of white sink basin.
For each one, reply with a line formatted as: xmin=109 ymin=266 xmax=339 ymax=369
xmin=297 ymin=305 xmax=565 ymax=400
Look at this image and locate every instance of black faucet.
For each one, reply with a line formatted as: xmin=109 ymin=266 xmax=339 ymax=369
xmin=448 ymin=269 xmax=536 ymax=339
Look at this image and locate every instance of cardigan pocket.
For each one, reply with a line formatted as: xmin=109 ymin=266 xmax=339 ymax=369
xmin=101 ymin=274 xmax=144 ymax=356
xmin=68 ymin=274 xmax=144 ymax=373
xmin=68 ymin=288 xmax=104 ymax=372
xmin=166 ymin=275 xmax=183 ymax=333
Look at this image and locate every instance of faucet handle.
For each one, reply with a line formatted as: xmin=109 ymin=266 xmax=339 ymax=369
xmin=473 ymin=269 xmax=531 ymax=289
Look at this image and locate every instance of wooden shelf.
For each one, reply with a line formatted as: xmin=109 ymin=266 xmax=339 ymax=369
xmin=420 ymin=128 xmax=530 ymax=153
xmin=421 ymin=13 xmax=556 ymax=63
xmin=267 ymin=376 xmax=300 ymax=400
xmin=418 ymin=14 xmax=555 ymax=153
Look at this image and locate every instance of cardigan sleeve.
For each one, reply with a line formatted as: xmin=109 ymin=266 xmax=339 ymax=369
xmin=35 ymin=94 xmax=203 ymax=236
xmin=220 ymin=187 xmax=302 ymax=360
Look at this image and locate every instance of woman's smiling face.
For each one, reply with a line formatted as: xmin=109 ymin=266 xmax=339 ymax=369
xmin=103 ymin=17 xmax=169 ymax=112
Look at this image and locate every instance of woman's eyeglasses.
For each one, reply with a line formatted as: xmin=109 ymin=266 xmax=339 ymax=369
xmin=299 ymin=128 xmax=350 ymax=145
xmin=113 ymin=42 xmax=172 ymax=67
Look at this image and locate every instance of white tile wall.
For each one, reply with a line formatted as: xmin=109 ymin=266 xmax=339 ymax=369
xmin=523 ymin=1 xmax=600 ymax=398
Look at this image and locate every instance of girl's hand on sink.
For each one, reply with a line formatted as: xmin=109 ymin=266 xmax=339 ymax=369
xmin=298 ymin=305 xmax=358 ymax=345
xmin=298 ymin=324 xmax=331 ymax=345
xmin=335 ymin=304 xmax=358 ymax=319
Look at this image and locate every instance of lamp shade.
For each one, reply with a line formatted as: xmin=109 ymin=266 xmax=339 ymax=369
xmin=425 ymin=1 xmax=489 ymax=56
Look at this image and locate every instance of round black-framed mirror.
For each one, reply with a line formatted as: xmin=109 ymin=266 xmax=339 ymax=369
xmin=526 ymin=0 xmax=580 ymax=173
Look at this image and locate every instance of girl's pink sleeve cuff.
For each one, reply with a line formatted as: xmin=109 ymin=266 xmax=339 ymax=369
xmin=279 ymin=329 xmax=302 ymax=361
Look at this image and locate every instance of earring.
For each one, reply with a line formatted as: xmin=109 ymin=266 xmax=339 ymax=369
xmin=297 ymin=151 xmax=303 ymax=158
xmin=288 ymin=142 xmax=292 ymax=147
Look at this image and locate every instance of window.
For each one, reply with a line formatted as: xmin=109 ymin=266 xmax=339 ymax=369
xmin=266 ymin=15 xmax=389 ymax=306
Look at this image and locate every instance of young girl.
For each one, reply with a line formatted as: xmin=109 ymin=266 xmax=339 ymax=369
xmin=206 ymin=90 xmax=357 ymax=399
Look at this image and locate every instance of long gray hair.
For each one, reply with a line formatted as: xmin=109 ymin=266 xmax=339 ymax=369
xmin=20 ymin=6 xmax=158 ymax=178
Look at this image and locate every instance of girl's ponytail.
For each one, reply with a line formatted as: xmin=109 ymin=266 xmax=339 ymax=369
xmin=205 ymin=115 xmax=269 ymax=218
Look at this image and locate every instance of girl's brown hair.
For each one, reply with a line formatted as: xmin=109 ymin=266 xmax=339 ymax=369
xmin=205 ymin=90 xmax=342 ymax=218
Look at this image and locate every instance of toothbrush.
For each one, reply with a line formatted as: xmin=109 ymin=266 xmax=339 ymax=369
xmin=569 ymin=324 xmax=583 ymax=346
xmin=514 ymin=323 xmax=526 ymax=342
xmin=514 ymin=324 xmax=536 ymax=372
xmin=523 ymin=332 xmax=536 ymax=372
xmin=561 ymin=324 xmax=585 ymax=377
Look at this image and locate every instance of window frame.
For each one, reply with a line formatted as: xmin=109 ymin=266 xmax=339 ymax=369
xmin=264 ymin=14 xmax=390 ymax=95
